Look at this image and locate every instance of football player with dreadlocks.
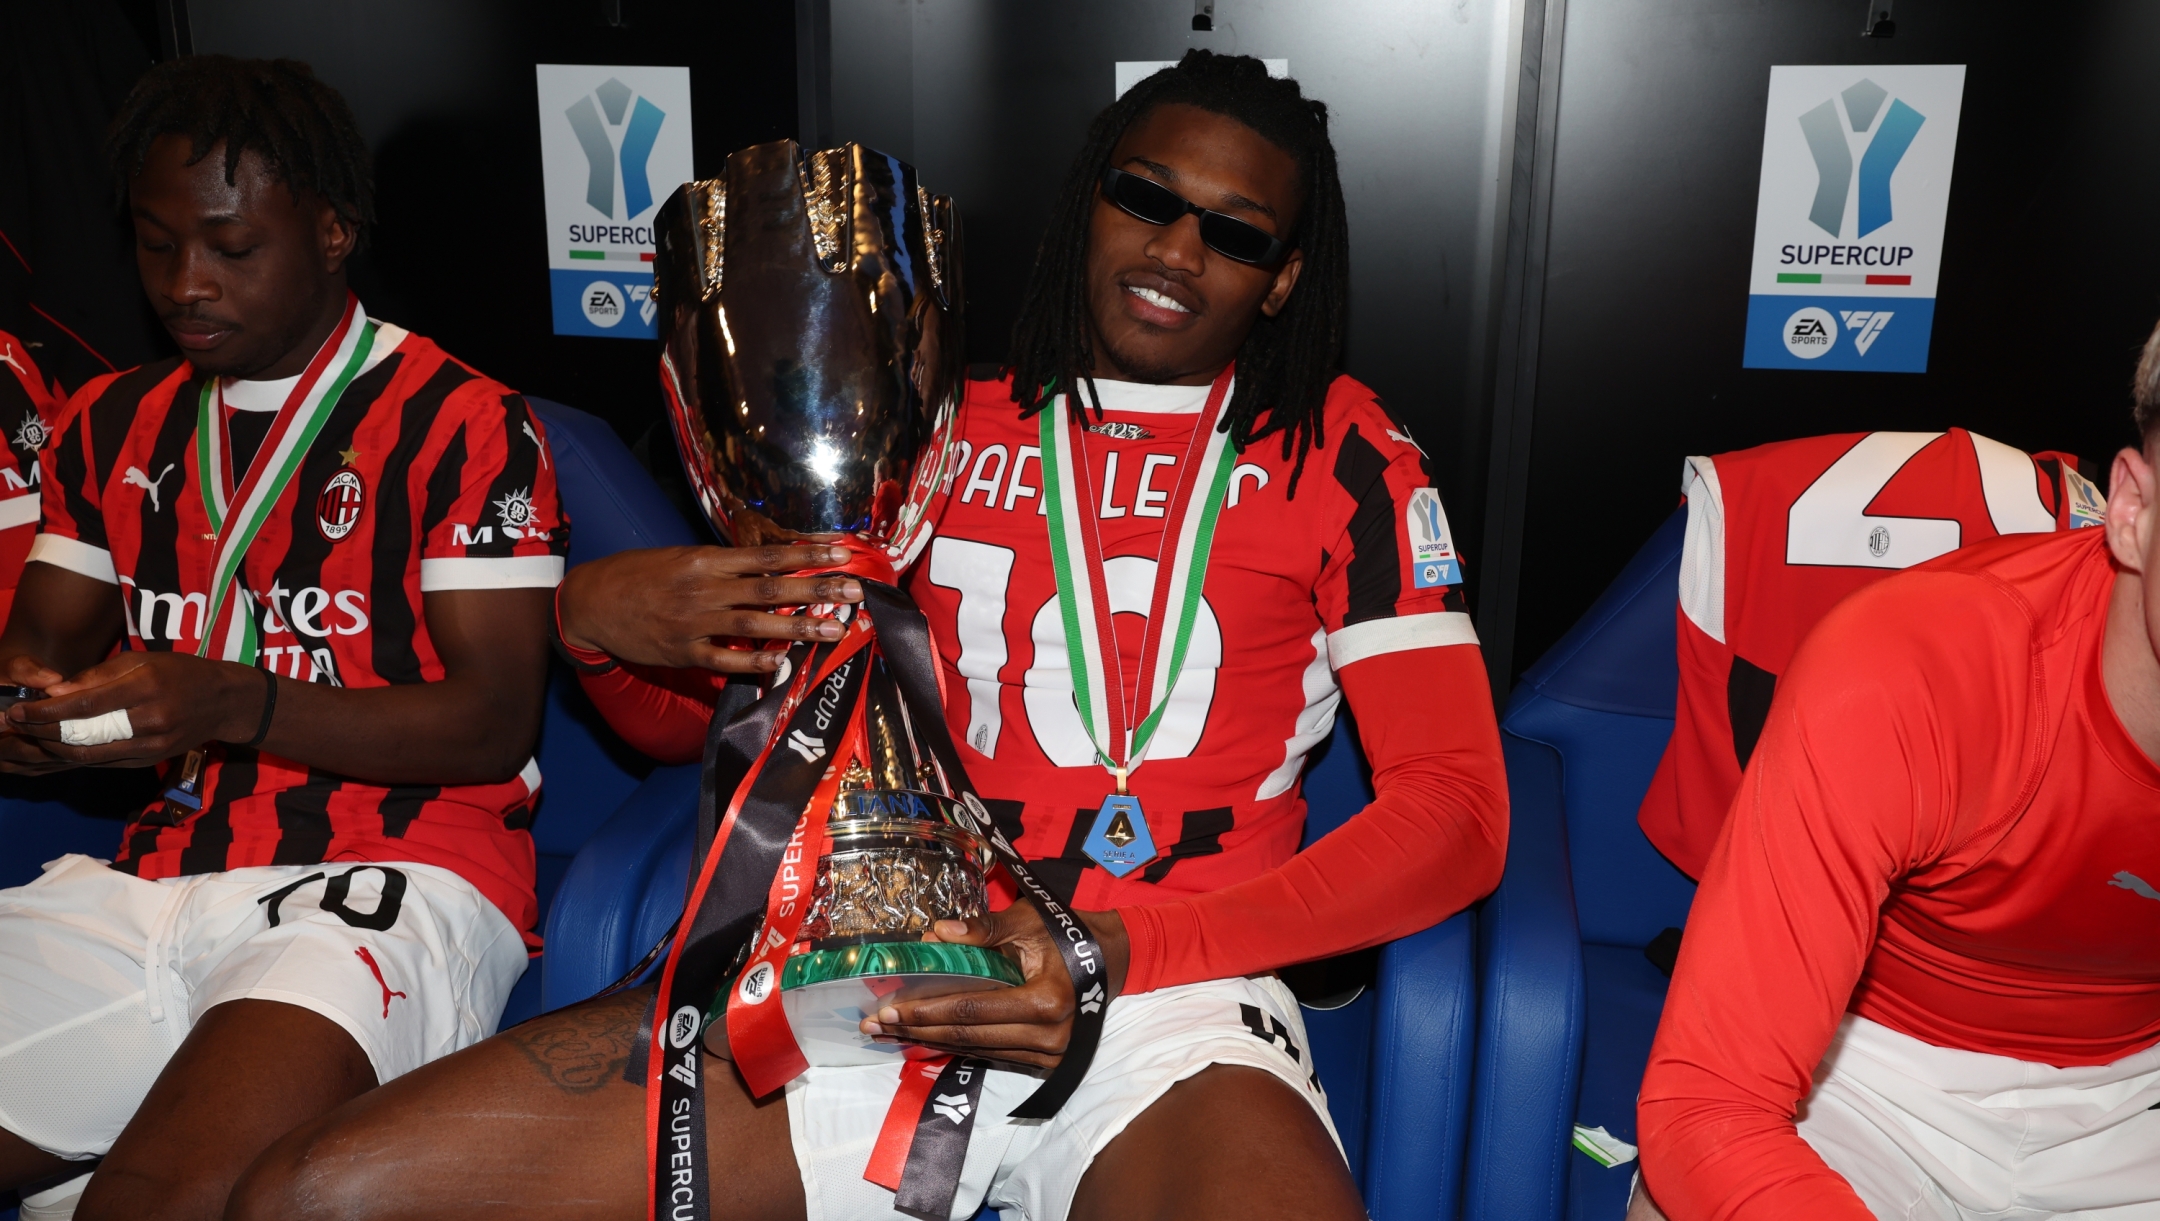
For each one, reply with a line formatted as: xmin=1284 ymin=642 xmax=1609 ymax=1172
xmin=230 ymin=51 xmax=1505 ymax=1221
xmin=0 ymin=56 xmax=566 ymax=1221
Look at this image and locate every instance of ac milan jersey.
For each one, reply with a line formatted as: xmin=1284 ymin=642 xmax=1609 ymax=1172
xmin=32 ymin=311 xmax=567 ymax=932
xmin=1639 ymin=428 xmax=2103 ymax=880
xmin=903 ymin=371 xmax=1475 ymax=912
xmin=0 ymin=330 xmax=59 ymax=626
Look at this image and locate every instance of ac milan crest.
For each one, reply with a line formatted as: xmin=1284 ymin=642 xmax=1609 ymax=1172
xmin=317 ymin=468 xmax=366 ymax=541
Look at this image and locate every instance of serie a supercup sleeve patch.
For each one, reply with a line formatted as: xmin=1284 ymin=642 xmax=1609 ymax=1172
xmin=1405 ymin=487 xmax=1461 ymax=589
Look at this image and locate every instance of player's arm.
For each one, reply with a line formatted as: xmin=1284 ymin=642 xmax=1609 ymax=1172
xmin=1635 ymin=574 xmax=2031 ymax=1221
xmin=1116 ymin=640 xmax=1507 ymax=993
xmin=553 ymin=544 xmax=867 ymax=763
xmin=2 ymin=587 xmax=550 ymax=783
xmin=857 ymin=638 xmax=1506 ymax=1070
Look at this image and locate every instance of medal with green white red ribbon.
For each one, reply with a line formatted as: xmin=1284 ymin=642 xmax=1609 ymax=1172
xmin=152 ymin=295 xmax=377 ymax=824
xmin=1039 ymin=365 xmax=1238 ymax=877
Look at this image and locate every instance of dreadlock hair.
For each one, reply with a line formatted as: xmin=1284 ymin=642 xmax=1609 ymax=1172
xmin=1007 ymin=49 xmax=1349 ymax=495
xmin=107 ymin=55 xmax=374 ymax=249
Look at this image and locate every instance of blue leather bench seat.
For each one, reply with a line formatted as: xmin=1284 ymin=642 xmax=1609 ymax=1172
xmin=1468 ymin=509 xmax=1697 ymax=1221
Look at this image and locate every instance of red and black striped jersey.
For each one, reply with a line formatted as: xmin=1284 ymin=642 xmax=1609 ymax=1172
xmin=31 ymin=310 xmax=567 ymax=933
xmin=0 ymin=330 xmax=60 ymax=626
xmin=903 ymin=371 xmax=1475 ymax=912
xmin=1638 ymin=428 xmax=2103 ymax=881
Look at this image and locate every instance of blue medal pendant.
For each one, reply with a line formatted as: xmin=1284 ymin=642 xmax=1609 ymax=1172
xmin=1082 ymin=792 xmax=1157 ymax=877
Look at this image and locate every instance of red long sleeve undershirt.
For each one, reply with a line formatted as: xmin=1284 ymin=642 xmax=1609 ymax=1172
xmin=573 ymin=641 xmax=1507 ymax=993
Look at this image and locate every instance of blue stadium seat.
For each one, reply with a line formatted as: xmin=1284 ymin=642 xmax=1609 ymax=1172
xmin=494 ymin=398 xmax=704 ymax=1028
xmin=1463 ymin=508 xmax=1695 ymax=1221
xmin=547 ymin=708 xmax=1480 ymax=1220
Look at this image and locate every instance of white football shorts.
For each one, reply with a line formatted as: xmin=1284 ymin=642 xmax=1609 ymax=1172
xmin=0 ymin=853 xmax=526 ymax=1161
xmin=785 ymin=973 xmax=1342 ymax=1221
xmin=1796 ymin=1013 xmax=2160 ymax=1220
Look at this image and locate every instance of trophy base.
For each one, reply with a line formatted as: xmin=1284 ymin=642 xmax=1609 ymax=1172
xmin=781 ymin=941 xmax=1023 ymax=1067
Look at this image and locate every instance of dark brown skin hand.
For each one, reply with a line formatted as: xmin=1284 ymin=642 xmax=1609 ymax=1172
xmin=0 ymin=561 xmax=550 ymax=784
xmin=556 ymin=544 xmax=865 ymax=674
xmin=860 ymin=905 xmax=1129 ymax=1070
xmin=1085 ymin=103 xmax=1306 ymax=386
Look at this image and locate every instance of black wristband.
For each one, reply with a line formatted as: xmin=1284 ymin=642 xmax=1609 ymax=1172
xmin=243 ymin=667 xmax=277 ymax=748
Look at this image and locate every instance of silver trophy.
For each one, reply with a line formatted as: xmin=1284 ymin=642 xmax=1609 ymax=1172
xmin=654 ymin=141 xmax=1019 ymax=1066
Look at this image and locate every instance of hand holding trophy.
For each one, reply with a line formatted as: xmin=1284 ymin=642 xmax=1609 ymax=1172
xmin=640 ymin=141 xmax=1110 ymax=1220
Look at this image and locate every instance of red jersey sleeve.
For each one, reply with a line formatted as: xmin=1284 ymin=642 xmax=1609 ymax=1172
xmin=415 ymin=386 xmax=567 ymax=592
xmin=1311 ymin=390 xmax=1475 ymax=655
xmin=1637 ymin=569 xmax=2042 ymax=1221
xmin=0 ymin=333 xmax=60 ymax=623
xmin=576 ymin=660 xmax=725 ymax=764
xmin=28 ymin=365 xmax=151 ymax=586
xmin=1116 ymin=641 xmax=1507 ymax=993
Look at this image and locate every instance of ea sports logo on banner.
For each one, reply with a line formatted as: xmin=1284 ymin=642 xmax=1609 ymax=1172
xmin=1783 ymin=307 xmax=1837 ymax=359
xmin=737 ymin=961 xmax=777 ymax=1006
xmin=667 ymin=1004 xmax=701 ymax=1049
xmin=581 ymin=281 xmax=626 ymax=328
xmin=316 ymin=468 xmax=366 ymax=541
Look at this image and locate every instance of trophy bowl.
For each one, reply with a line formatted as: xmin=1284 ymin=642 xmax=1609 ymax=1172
xmin=656 ymin=143 xmax=1017 ymax=1065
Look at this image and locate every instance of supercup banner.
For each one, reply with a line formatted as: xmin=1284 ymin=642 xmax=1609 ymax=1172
xmin=1741 ymin=64 xmax=1966 ymax=373
xmin=535 ymin=64 xmax=693 ymax=340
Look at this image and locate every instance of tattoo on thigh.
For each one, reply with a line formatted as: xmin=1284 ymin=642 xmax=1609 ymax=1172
xmin=506 ymin=994 xmax=643 ymax=1095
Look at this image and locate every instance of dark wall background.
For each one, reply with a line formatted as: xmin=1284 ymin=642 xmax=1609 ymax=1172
xmin=21 ymin=0 xmax=2160 ymax=695
xmin=186 ymin=0 xmax=798 ymax=476
xmin=1502 ymin=0 xmax=2160 ymax=681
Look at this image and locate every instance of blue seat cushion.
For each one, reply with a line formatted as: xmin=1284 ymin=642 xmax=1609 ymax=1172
xmin=1568 ymin=945 xmax=1672 ymax=1221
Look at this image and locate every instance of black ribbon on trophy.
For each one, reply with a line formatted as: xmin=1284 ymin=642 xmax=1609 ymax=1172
xmin=636 ymin=141 xmax=1111 ymax=1221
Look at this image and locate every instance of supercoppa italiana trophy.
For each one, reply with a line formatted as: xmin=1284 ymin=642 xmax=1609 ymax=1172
xmin=639 ymin=142 xmax=1110 ymax=1178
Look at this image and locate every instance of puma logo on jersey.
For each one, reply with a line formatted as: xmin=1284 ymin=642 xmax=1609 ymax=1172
xmin=124 ymin=463 xmax=178 ymax=513
xmin=0 ymin=343 xmax=23 ymax=376
xmin=1385 ymin=427 xmax=1427 ymax=456
xmin=932 ymin=1093 xmax=973 ymax=1124
xmin=2109 ymin=871 xmax=2160 ymax=902
xmin=355 ymin=946 xmax=408 ymax=1018
xmin=522 ymin=420 xmax=549 ymax=467
xmin=786 ymin=730 xmax=826 ymax=763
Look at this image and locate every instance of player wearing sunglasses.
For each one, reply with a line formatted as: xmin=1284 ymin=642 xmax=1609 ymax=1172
xmin=230 ymin=50 xmax=1505 ymax=1221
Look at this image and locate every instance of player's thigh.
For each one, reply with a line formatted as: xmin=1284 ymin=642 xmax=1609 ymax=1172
xmin=77 ymin=998 xmax=376 ymax=1221
xmin=0 ymin=1128 xmax=75 ymax=1196
xmin=1068 ymin=1063 xmax=1362 ymax=1221
xmin=228 ymin=986 xmax=804 ymax=1221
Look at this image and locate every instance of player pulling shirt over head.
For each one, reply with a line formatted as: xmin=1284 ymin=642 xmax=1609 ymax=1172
xmin=225 ymin=51 xmax=1506 ymax=1221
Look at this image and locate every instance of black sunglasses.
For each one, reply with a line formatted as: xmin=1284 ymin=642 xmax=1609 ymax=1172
xmin=1099 ymin=167 xmax=1291 ymax=267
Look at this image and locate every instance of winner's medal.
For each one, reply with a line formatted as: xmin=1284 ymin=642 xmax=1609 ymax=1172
xmin=1039 ymin=366 xmax=1238 ymax=877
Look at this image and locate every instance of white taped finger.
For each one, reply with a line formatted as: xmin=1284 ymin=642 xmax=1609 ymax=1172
xmin=59 ymin=709 xmax=133 ymax=746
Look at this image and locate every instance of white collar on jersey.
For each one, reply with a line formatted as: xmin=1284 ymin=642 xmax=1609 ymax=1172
xmin=217 ymin=304 xmax=409 ymax=412
xmin=1076 ymin=377 xmax=1211 ymax=415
